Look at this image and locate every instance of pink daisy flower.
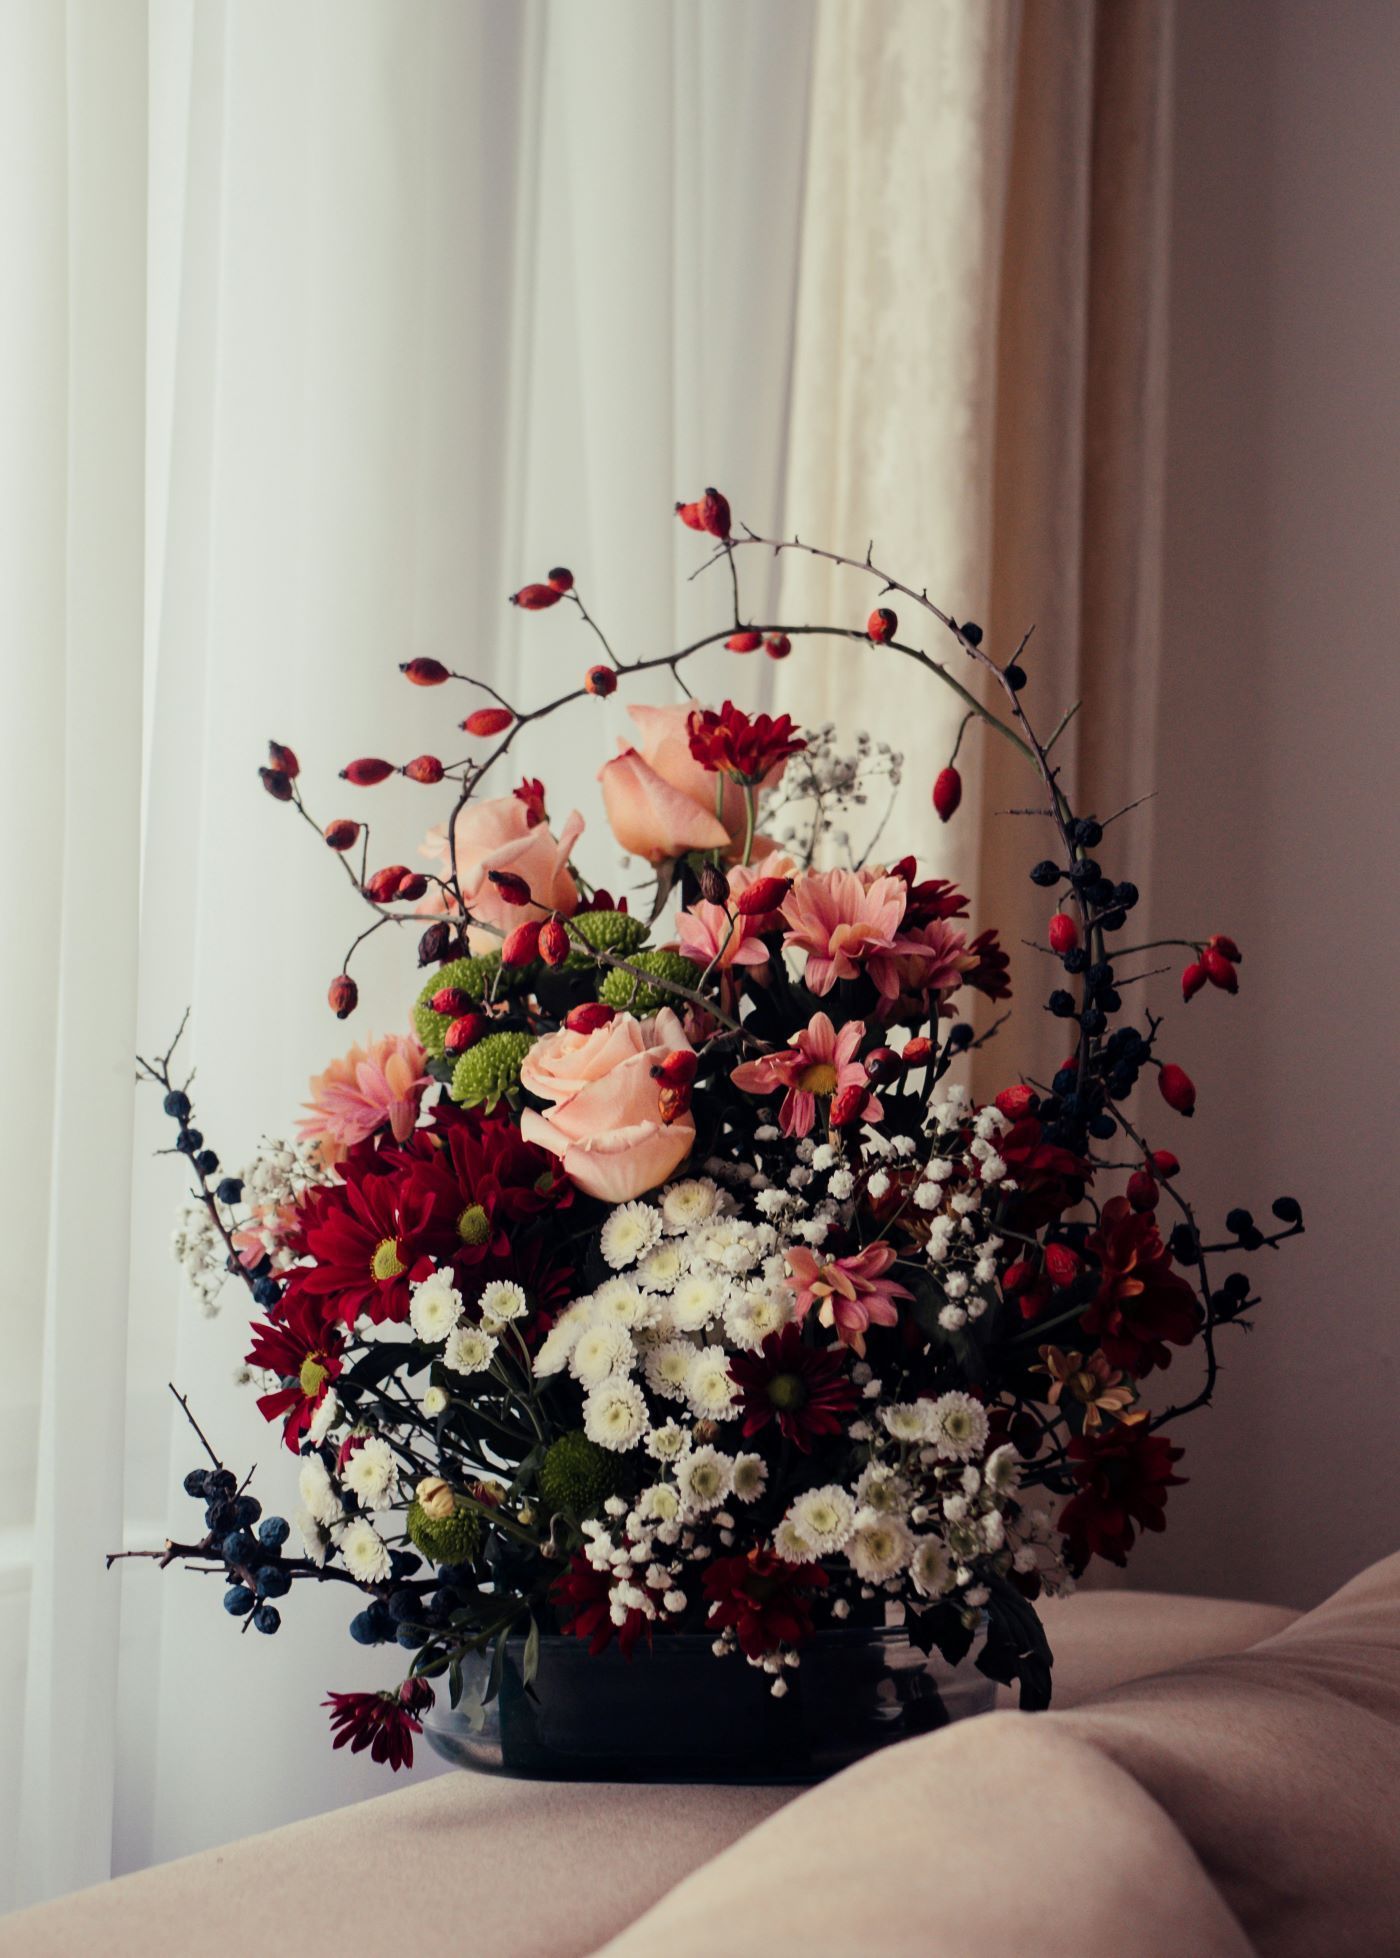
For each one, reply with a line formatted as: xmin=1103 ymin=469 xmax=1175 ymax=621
xmin=783 ymin=1241 xmax=913 ymax=1355
xmin=780 ymin=868 xmax=913 ymax=997
xmin=299 ymin=1033 xmax=430 ymax=1164
xmin=730 ymin=1012 xmax=883 ymax=1138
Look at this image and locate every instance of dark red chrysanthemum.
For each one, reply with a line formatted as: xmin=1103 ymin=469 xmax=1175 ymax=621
xmin=1058 ymin=1426 xmax=1186 ymax=1570
xmin=1079 ymin=1196 xmax=1202 ymax=1375
xmin=246 ymin=1293 xmax=345 ymax=1451
xmin=323 ymin=1680 xmax=433 ymax=1771
xmin=551 ymin=1551 xmax=649 ymax=1658
xmin=393 ymin=1103 xmax=573 ymax=1273
xmin=888 ymin=861 xmax=971 ymax=926
xmin=703 ymin=1550 xmax=828 ymax=1660
xmin=285 ymin=1155 xmax=452 ymax=1327
xmin=728 ymin=1325 xmax=859 ymax=1453
xmin=686 ymin=701 xmax=806 ymax=785
xmin=963 ymin=927 xmax=1012 ymax=1001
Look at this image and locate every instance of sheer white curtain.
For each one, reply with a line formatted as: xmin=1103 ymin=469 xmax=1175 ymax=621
xmin=6 ymin=0 xmax=813 ymax=1909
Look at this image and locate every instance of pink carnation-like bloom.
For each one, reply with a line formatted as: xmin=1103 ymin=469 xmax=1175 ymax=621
xmin=783 ymin=1241 xmax=912 ymax=1354
xmin=298 ymin=1033 xmax=430 ymax=1165
xmin=780 ymin=868 xmax=913 ymax=997
xmin=881 ymin=916 xmax=976 ymax=1008
xmin=730 ymin=1012 xmax=883 ymax=1138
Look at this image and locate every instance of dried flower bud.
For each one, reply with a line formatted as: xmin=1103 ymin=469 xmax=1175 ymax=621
xmin=267 ymin=740 xmax=300 ymax=779
xmin=394 ymin=871 xmax=428 ymax=902
xmin=735 ymin=874 xmax=791 ymax=917
xmin=764 ymin=633 xmax=792 ymax=661
xmin=538 ymin=917 xmax=569 ymax=966
xmin=328 ymin=973 xmax=358 ymax=1019
xmin=365 ymin=864 xmax=411 ymax=903
xmin=585 ymin=665 xmax=617 ymax=697
xmin=699 ymin=487 xmax=731 ymax=540
xmin=1047 ymin=912 xmax=1079 ymax=955
xmin=994 ymin=1084 xmax=1036 ymax=1120
xmin=501 ymin=920 xmax=541 ymax=966
xmin=444 ymin=1012 xmax=488 ymax=1054
xmin=901 ymin=1035 xmax=933 ymax=1067
xmin=464 ymin=706 xmax=514 ymax=736
xmin=403 ymin=754 xmax=444 ymax=785
xmin=867 ymin=607 xmax=897 ymax=644
xmin=1126 ymin=1170 xmax=1160 ymax=1212
xmin=546 ymin=567 xmax=574 ymax=592
xmin=323 ymin=819 xmax=361 ymax=852
xmin=1201 ymin=945 xmax=1239 ymax=993
xmin=566 ymin=1002 xmax=616 ymax=1034
xmin=1181 ymin=961 xmax=1207 ymax=1002
xmin=510 ymin=583 xmax=563 ymax=610
xmin=1158 ymin=1063 xmax=1197 ymax=1117
xmin=415 ymin=1476 xmax=456 ymax=1521
xmin=651 ymin=1049 xmax=698 ymax=1089
xmin=417 ymin=921 xmax=453 ymax=968
xmin=431 ymin=986 xmax=474 ymax=1017
xmin=258 ymin=766 xmax=293 ymax=802
xmin=401 ymin=658 xmax=449 ymax=687
xmin=341 ymin=757 xmax=394 ymax=787
xmin=829 ymin=1083 xmax=868 ymax=1128
xmin=488 ymin=869 xmax=533 ymax=906
xmin=697 ymin=862 xmax=730 ymax=905
xmin=726 ymin=631 xmax=763 ymax=653
xmin=932 ymin=766 xmax=962 ymax=823
xmin=1150 ymin=1149 xmax=1180 ymax=1178
xmin=657 ymin=1082 xmax=692 ymax=1125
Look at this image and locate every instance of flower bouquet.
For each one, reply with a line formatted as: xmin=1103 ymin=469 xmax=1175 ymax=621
xmin=119 ymin=490 xmax=1302 ymax=1782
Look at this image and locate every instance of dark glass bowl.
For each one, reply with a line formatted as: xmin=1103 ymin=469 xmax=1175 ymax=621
xmin=422 ymin=1628 xmax=994 ymax=1784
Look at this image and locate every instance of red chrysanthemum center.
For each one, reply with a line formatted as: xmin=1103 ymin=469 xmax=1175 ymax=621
xmin=371 ymin=1235 xmax=406 ymax=1282
xmin=766 ymin=1371 xmax=809 ymax=1413
xmin=457 ymin=1203 xmax=491 ymax=1245
xmin=299 ymin=1354 xmax=330 ymax=1399
xmin=796 ymin=1060 xmax=839 ymax=1095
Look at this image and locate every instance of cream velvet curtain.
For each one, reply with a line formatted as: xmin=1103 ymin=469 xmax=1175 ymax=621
xmin=777 ymin=0 xmax=1174 ymax=1086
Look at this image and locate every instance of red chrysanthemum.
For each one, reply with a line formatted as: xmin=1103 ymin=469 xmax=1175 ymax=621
xmin=1079 ymin=1196 xmax=1203 ymax=1374
xmin=551 ymin=1551 xmax=649 ymax=1658
xmin=963 ymin=927 xmax=1012 ymax=1001
xmin=728 ymin=1325 xmax=859 ymax=1452
xmin=323 ymin=1680 xmax=433 ymax=1771
xmin=703 ymin=1550 xmax=828 ymax=1660
xmin=392 ymin=1103 xmax=573 ymax=1273
xmin=1059 ymin=1425 xmax=1186 ymax=1570
xmin=686 ymin=701 xmax=806 ymax=784
xmin=246 ymin=1293 xmax=346 ymax=1451
xmin=285 ymin=1155 xmax=452 ymax=1327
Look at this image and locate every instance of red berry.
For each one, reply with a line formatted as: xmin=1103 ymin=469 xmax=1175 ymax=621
xmin=1043 ymin=1243 xmax=1080 ymax=1288
xmin=327 ymin=974 xmax=358 ymax=1019
xmin=867 ymin=607 xmax=897 ymax=644
xmin=464 ymin=707 xmax=514 ymax=736
xmin=258 ymin=766 xmax=293 ymax=802
xmin=323 ymin=819 xmax=360 ymax=852
xmin=764 ymin=633 xmax=792 ymax=660
xmin=443 ymin=1013 xmax=487 ymax=1055
xmin=675 ymin=500 xmax=707 ymax=532
xmin=829 ymin=1083 xmax=868 ymax=1128
xmin=726 ymin=631 xmax=763 ymax=653
xmin=1181 ymin=961 xmax=1206 ymax=1002
xmin=1208 ymin=933 xmax=1242 ymax=963
xmin=1201 ymin=945 xmax=1239 ymax=993
xmin=901 ymin=1036 xmax=933 ymax=1066
xmin=403 ymin=754 xmax=444 ymax=785
xmin=538 ymin=917 xmax=570 ymax=966
xmin=267 ymin=740 xmax=300 ymax=779
xmin=393 ymin=871 xmax=428 ymax=902
xmin=566 ymin=1002 xmax=615 ymax=1034
xmin=932 ymin=766 xmax=962 ymax=823
xmin=651 ymin=1049 xmax=698 ymax=1089
xmin=487 ymin=869 xmax=533 ymax=907
xmin=366 ymin=864 xmax=411 ymax=903
xmin=430 ymin=987 xmax=473 ymax=1017
xmin=1150 ymin=1149 xmax=1181 ymax=1178
xmin=510 ymin=583 xmax=563 ymax=610
xmin=1158 ymin=1063 xmax=1197 ymax=1117
xmin=585 ymin=665 xmax=617 ymax=697
xmin=1127 ymin=1169 xmax=1160 ymax=1212
xmin=547 ymin=567 xmax=574 ymax=592
xmin=501 ymin=921 xmax=541 ymax=966
xmin=994 ymin=1084 xmax=1036 ymax=1121
xmin=417 ymin=921 xmax=452 ymax=967
xmin=401 ymin=658 xmax=449 ymax=687
xmin=735 ymin=875 xmax=792 ymax=917
xmin=1048 ymin=912 xmax=1079 ymax=955
xmin=341 ymin=757 xmax=394 ymax=787
xmin=699 ymin=487 xmax=731 ymax=540
xmin=657 ymin=1082 xmax=692 ymax=1125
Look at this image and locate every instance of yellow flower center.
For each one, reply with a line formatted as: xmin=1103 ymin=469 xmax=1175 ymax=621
xmin=457 ymin=1203 xmax=491 ymax=1246
xmin=796 ymin=1061 xmax=839 ymax=1095
xmin=299 ymin=1355 xmax=329 ymax=1399
xmin=767 ymin=1372 xmax=808 ymax=1412
xmin=371 ymin=1236 xmax=406 ymax=1282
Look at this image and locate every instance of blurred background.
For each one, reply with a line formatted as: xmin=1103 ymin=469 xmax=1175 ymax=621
xmin=1 ymin=0 xmax=1395 ymax=1912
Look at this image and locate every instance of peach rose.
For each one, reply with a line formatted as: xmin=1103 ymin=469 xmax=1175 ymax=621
xmin=422 ymin=795 xmax=584 ymax=954
xmin=598 ymin=703 xmax=788 ymax=864
xmin=519 ymin=1008 xmax=696 ymax=1202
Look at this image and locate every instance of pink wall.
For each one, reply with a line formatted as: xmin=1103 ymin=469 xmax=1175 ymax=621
xmin=1130 ymin=0 xmax=1400 ymax=1607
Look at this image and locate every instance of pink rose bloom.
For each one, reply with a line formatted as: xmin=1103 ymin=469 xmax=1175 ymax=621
xmin=783 ymin=1242 xmax=913 ymax=1355
xmin=422 ymin=795 xmax=584 ymax=953
xmin=780 ymin=868 xmax=916 ymax=997
xmin=599 ymin=704 xmax=788 ymax=864
xmin=730 ymin=1012 xmax=883 ymax=1138
xmin=673 ymin=856 xmax=795 ymax=974
xmin=519 ymin=1008 xmax=696 ymax=1202
xmin=298 ymin=1033 xmax=430 ymax=1165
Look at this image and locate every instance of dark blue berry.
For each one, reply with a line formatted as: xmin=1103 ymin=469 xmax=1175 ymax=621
xmin=1048 ymin=990 xmax=1076 ymax=1018
xmin=216 ymin=1176 xmax=245 ymax=1206
xmin=1271 ymin=1196 xmax=1302 ymax=1224
xmin=387 ymin=1588 xmax=420 ymax=1625
xmin=1099 ymin=907 xmax=1127 ymax=932
xmin=252 ymin=1605 xmax=281 ymax=1635
xmin=222 ymin=1529 xmax=257 ymax=1566
xmin=257 ymin=1566 xmax=292 ymax=1600
xmin=182 ymin=1468 xmax=209 ymax=1498
xmin=251 ymin=1277 xmax=280 ymax=1308
xmin=258 ymin=1515 xmax=290 ymax=1549
xmin=1073 ymin=819 xmax=1103 ymax=848
xmin=223 ymin=1585 xmax=255 ymax=1616
xmin=395 ymin=1624 xmax=424 ymax=1650
xmin=1088 ymin=1112 xmax=1117 ymax=1140
xmin=1225 ymin=1207 xmax=1253 ymax=1237
xmin=1167 ymin=1224 xmax=1197 ymax=1264
xmin=1005 ymin=664 xmax=1027 ymax=692
xmin=959 ymin=621 xmax=984 ymax=647
xmin=206 ymin=1468 xmax=237 ymax=1498
xmin=1114 ymin=882 xmax=1140 ymax=910
xmin=350 ymin=1610 xmax=383 ymax=1646
xmin=1099 ymin=989 xmax=1121 ymax=1014
xmin=1052 ymin=1067 xmax=1078 ymax=1097
xmin=1080 ymin=1008 xmax=1106 ymax=1036
xmin=1030 ymin=860 xmax=1061 ymax=887
xmin=230 ymin=1495 xmax=262 ymax=1528
xmin=1088 ymin=878 xmax=1116 ymax=909
xmin=1067 ymin=858 xmax=1100 ymax=887
xmin=1063 ymin=947 xmax=1088 ymax=975
xmin=1224 ymin=1272 xmax=1251 ymax=1299
xmin=389 ymin=1551 xmax=423 ymax=1580
xmin=194 ymin=1149 xmax=219 ymax=1178
xmin=946 ymin=1022 xmax=974 ymax=1052
xmin=163 ymin=1089 xmax=191 ymax=1120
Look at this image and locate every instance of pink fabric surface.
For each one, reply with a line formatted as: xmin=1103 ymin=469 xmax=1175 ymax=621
xmin=0 ymin=1581 xmax=1364 ymax=1958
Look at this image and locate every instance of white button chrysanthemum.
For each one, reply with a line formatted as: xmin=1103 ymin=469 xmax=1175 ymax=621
xmin=307 ymin=1388 xmax=341 ymax=1447
xmin=421 ymin=1384 xmax=449 ymax=1417
xmin=723 ymin=1285 xmax=793 ymax=1351
xmin=600 ymin=1201 xmax=662 ymax=1269
xmin=339 ymin=1516 xmax=393 ymax=1585
xmin=583 ymin=1377 xmax=648 ymax=1453
xmin=531 ymin=1301 xmax=589 ymax=1378
xmin=570 ymin=1321 xmax=635 ymax=1388
xmin=773 ymin=1518 xmax=817 ymax=1563
xmin=856 ymin=1463 xmax=906 ymax=1514
xmin=846 ymin=1516 xmax=914 ymax=1583
xmin=669 ymin=1272 xmax=726 ymax=1332
xmin=593 ymin=1278 xmax=655 ymax=1329
xmin=341 ymin=1436 xmax=398 ymax=1511
xmin=409 ymin=1269 xmax=463 ymax=1344
xmin=676 ymin=1445 xmax=734 ymax=1512
xmin=880 ymin=1402 xmax=930 ymax=1443
xmin=643 ymin=1337 xmax=697 ymax=1402
xmin=634 ymin=1482 xmax=682 ymax=1523
xmin=661 ymin=1178 xmax=722 ymax=1233
xmin=732 ymin=1453 xmax=768 ymax=1502
xmin=910 ymin=1536 xmax=955 ymax=1598
xmin=296 ymin=1508 xmax=331 ymax=1567
xmin=443 ymin=1325 xmax=498 ymax=1375
xmin=686 ymin=1347 xmax=738 ymax=1419
xmin=478 ymin=1280 xmax=528 ymax=1329
xmin=785 ymin=1484 xmax=857 ymax=1555
xmin=984 ymin=1442 xmax=1020 ymax=1496
xmin=298 ymin=1453 xmax=343 ymax=1528
xmin=926 ymin=1391 xmax=990 ymax=1461
xmin=645 ymin=1419 xmax=687 ymax=1461
xmin=636 ymin=1242 xmax=685 ymax=1291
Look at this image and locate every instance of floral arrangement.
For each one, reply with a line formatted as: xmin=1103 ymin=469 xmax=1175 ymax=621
xmin=118 ymin=491 xmax=1302 ymax=1773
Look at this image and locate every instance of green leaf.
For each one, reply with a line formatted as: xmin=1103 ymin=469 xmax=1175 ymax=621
xmin=975 ymin=1576 xmax=1054 ymax=1711
xmin=522 ymin=1614 xmax=541 ymax=1691
xmin=482 ymin=1622 xmax=512 ymax=1707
